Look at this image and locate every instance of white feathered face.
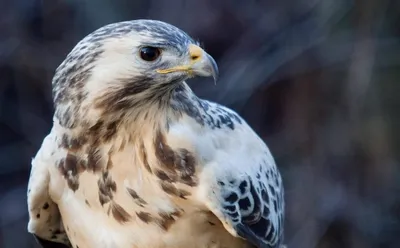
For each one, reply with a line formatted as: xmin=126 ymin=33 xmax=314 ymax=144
xmin=51 ymin=20 xmax=218 ymax=128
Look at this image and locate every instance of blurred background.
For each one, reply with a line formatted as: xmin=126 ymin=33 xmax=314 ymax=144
xmin=1 ymin=0 xmax=400 ymax=247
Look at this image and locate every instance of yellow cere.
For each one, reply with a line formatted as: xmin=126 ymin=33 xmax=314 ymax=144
xmin=156 ymin=44 xmax=203 ymax=75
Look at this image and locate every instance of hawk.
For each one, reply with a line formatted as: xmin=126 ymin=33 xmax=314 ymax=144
xmin=27 ymin=19 xmax=285 ymax=248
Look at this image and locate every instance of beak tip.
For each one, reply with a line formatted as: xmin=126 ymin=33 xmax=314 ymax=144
xmin=212 ymin=72 xmax=218 ymax=85
xmin=207 ymin=53 xmax=219 ymax=85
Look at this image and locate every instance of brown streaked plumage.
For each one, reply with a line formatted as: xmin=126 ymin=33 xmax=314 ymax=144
xmin=110 ymin=203 xmax=131 ymax=223
xmin=139 ymin=141 xmax=152 ymax=173
xmin=27 ymin=19 xmax=284 ymax=248
xmin=136 ymin=211 xmax=153 ymax=224
xmin=126 ymin=187 xmax=147 ymax=207
xmin=160 ymin=181 xmax=191 ymax=199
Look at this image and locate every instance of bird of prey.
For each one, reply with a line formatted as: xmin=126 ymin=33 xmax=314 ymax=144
xmin=27 ymin=19 xmax=285 ymax=248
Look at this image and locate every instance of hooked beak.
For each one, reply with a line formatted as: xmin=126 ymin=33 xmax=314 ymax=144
xmin=156 ymin=44 xmax=219 ymax=84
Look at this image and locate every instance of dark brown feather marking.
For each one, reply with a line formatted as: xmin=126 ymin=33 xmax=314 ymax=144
xmin=60 ymin=133 xmax=88 ymax=151
xmin=93 ymin=76 xmax=154 ymax=113
xmin=177 ymin=149 xmax=196 ymax=176
xmin=58 ymin=122 xmax=119 ymax=190
xmin=157 ymin=212 xmax=177 ymax=231
xmin=160 ymin=181 xmax=191 ymax=199
xmin=86 ymin=120 xmax=121 ymax=144
xmin=160 ymin=181 xmax=177 ymax=196
xmin=88 ymin=120 xmax=104 ymax=134
xmin=154 ymin=131 xmax=176 ymax=171
xmin=67 ymin=178 xmax=80 ymax=192
xmin=57 ymin=153 xmax=84 ymax=191
xmin=156 ymin=211 xmax=182 ymax=231
xmin=111 ymin=203 xmax=131 ymax=223
xmin=119 ymin=138 xmax=126 ymax=151
xmin=103 ymin=121 xmax=118 ymax=142
xmin=179 ymin=174 xmax=198 ymax=187
xmin=97 ymin=171 xmax=117 ymax=205
xmin=64 ymin=153 xmax=82 ymax=173
xmin=127 ymin=188 xmax=147 ymax=206
xmin=136 ymin=212 xmax=153 ymax=223
xmin=154 ymin=170 xmax=174 ymax=182
xmin=175 ymin=148 xmax=197 ymax=186
xmin=87 ymin=147 xmax=105 ymax=172
xmin=178 ymin=189 xmax=191 ymax=199
xmin=106 ymin=157 xmax=113 ymax=170
xmin=106 ymin=148 xmax=114 ymax=170
xmin=153 ymin=131 xmax=198 ymax=186
xmin=139 ymin=142 xmax=152 ymax=173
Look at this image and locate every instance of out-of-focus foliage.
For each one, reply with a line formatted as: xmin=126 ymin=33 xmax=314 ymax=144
xmin=1 ymin=0 xmax=400 ymax=247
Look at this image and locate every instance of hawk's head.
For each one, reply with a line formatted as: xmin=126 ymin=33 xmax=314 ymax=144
xmin=52 ymin=19 xmax=218 ymax=129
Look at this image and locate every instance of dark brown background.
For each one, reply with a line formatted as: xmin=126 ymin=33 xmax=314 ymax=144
xmin=1 ymin=0 xmax=400 ymax=247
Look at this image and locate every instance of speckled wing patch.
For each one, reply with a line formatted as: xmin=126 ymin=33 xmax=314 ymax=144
xmin=215 ymin=166 xmax=284 ymax=248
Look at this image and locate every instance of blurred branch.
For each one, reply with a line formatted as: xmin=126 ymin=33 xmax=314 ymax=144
xmin=195 ymin=0 xmax=353 ymax=108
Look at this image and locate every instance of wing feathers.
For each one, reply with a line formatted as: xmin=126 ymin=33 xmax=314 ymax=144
xmin=205 ymin=165 xmax=284 ymax=248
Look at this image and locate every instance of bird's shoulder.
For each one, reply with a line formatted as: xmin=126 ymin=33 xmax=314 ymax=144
xmin=170 ymin=85 xmax=246 ymax=133
xmin=196 ymin=99 xmax=245 ymax=131
xmin=27 ymin=131 xmax=71 ymax=247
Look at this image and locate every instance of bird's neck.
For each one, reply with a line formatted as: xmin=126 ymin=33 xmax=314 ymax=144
xmin=54 ymin=82 xmax=201 ymax=156
xmin=121 ymin=82 xmax=200 ymax=135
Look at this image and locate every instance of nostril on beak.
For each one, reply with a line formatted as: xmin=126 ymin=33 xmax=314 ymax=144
xmin=191 ymin=55 xmax=200 ymax=62
xmin=188 ymin=44 xmax=203 ymax=62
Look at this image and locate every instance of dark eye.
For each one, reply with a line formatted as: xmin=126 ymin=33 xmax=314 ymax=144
xmin=139 ymin=46 xmax=161 ymax=62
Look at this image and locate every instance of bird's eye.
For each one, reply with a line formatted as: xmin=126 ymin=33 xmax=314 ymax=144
xmin=139 ymin=47 xmax=161 ymax=62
